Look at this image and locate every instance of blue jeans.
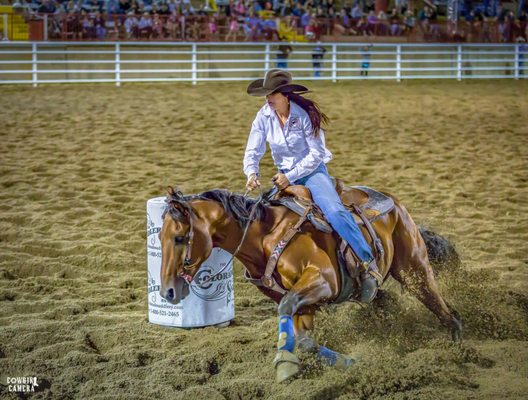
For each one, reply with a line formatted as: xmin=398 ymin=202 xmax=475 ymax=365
xmin=277 ymin=163 xmax=374 ymax=263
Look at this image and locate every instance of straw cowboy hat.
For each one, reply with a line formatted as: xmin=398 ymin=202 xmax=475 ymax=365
xmin=247 ymin=69 xmax=309 ymax=96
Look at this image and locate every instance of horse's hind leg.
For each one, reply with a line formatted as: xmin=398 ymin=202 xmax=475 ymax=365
xmin=391 ymin=209 xmax=462 ymax=341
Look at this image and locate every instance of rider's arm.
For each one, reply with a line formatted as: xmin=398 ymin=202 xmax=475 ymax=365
xmin=283 ymin=118 xmax=326 ymax=183
xmin=243 ymin=113 xmax=267 ymax=179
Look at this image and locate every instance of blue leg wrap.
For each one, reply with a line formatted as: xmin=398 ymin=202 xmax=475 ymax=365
xmin=277 ymin=315 xmax=295 ymax=352
xmin=317 ymin=345 xmax=339 ymax=366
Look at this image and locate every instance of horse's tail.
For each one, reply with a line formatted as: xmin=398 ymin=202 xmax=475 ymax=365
xmin=418 ymin=226 xmax=461 ymax=272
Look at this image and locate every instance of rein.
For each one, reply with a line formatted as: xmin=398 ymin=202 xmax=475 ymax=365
xmin=181 ymin=187 xmax=271 ymax=285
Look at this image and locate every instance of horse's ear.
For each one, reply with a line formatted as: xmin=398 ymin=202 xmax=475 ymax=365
xmin=166 ymin=186 xmax=175 ymax=197
xmin=166 ymin=186 xmax=184 ymax=199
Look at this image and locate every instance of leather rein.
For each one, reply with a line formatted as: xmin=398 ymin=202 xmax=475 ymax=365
xmin=177 ymin=187 xmax=311 ymax=296
xmin=177 ymin=187 xmax=271 ymax=285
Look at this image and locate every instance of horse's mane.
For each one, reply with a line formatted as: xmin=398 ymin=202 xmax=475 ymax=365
xmin=165 ymin=187 xmax=272 ymax=226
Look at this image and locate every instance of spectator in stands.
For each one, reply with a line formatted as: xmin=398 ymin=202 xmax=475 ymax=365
xmin=253 ymin=0 xmax=263 ymax=13
xmin=152 ymin=13 xmax=164 ymax=37
xmin=244 ymin=12 xmax=260 ymax=41
xmin=515 ymin=10 xmax=527 ymax=40
xmin=305 ymin=18 xmax=317 ymax=40
xmin=181 ymin=1 xmax=195 ymax=16
xmin=389 ymin=8 xmax=401 ymax=36
xmin=403 ymin=9 xmax=415 ymax=35
xmin=476 ymin=12 xmax=490 ymax=42
xmin=138 ymin=12 xmax=153 ymax=38
xmin=425 ymin=5 xmax=440 ymax=39
xmin=165 ymin=10 xmax=182 ymax=39
xmin=376 ymin=10 xmax=390 ymax=35
xmin=465 ymin=9 xmax=478 ymax=42
xmin=38 ymin=0 xmax=56 ymax=14
xmin=185 ymin=17 xmax=200 ymax=40
xmin=159 ymin=3 xmax=171 ymax=15
xmin=280 ymin=0 xmax=294 ymax=17
xmin=124 ymin=11 xmax=138 ymax=38
xmin=261 ymin=16 xmax=279 ymax=40
xmin=292 ymin=3 xmax=303 ymax=17
xmin=395 ymin=0 xmax=407 ymax=15
xmin=225 ymin=16 xmax=239 ymax=41
xmin=208 ymin=16 xmax=217 ymax=37
xmin=80 ymin=9 xmax=95 ymax=38
xmin=300 ymin=8 xmax=311 ymax=31
xmin=367 ymin=10 xmax=377 ymax=28
xmin=118 ymin=0 xmax=131 ymax=14
xmin=234 ymin=0 xmax=246 ymax=17
xmin=84 ymin=0 xmax=105 ymax=13
xmin=332 ymin=7 xmax=348 ymax=35
xmin=94 ymin=10 xmax=107 ymax=39
xmin=168 ymin=0 xmax=181 ymax=13
xmin=351 ymin=3 xmax=362 ymax=19
xmin=498 ymin=10 xmax=513 ymax=42
xmin=106 ymin=0 xmax=119 ymax=14
xmin=65 ymin=9 xmax=83 ymax=39
xmin=356 ymin=15 xmax=371 ymax=36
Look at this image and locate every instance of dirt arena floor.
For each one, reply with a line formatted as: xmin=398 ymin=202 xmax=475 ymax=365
xmin=0 ymin=80 xmax=527 ymax=399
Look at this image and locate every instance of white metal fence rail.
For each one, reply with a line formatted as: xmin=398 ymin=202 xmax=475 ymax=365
xmin=0 ymin=42 xmax=526 ymax=86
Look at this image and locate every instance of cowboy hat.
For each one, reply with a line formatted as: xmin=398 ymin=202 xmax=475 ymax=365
xmin=247 ymin=69 xmax=309 ymax=96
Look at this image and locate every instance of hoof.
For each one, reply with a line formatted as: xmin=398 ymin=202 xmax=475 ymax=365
xmin=296 ymin=335 xmax=318 ymax=353
xmin=450 ymin=318 xmax=463 ymax=343
xmin=273 ymin=350 xmax=300 ymax=383
xmin=335 ymin=354 xmax=358 ymax=371
xmin=451 ymin=326 xmax=462 ymax=343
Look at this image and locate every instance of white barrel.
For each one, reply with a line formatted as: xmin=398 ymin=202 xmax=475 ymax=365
xmin=146 ymin=196 xmax=235 ymax=328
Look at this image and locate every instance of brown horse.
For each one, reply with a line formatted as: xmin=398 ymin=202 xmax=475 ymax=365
xmin=158 ymin=184 xmax=462 ymax=383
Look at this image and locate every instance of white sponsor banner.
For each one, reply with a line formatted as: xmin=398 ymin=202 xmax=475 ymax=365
xmin=147 ymin=196 xmax=235 ymax=328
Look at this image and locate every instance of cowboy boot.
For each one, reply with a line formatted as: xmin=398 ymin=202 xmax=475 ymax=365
xmin=360 ymin=258 xmax=383 ymax=303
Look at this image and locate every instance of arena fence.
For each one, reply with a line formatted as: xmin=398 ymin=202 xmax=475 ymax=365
xmin=0 ymin=41 xmax=526 ymax=86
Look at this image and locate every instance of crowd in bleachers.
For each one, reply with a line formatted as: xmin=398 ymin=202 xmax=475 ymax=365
xmin=13 ymin=0 xmax=528 ymax=42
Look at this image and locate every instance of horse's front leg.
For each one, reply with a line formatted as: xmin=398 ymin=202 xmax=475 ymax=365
xmin=274 ymin=265 xmax=334 ymax=383
xmin=294 ymin=314 xmax=357 ymax=371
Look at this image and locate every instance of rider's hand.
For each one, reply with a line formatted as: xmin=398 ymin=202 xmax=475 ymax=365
xmin=246 ymin=173 xmax=261 ymax=191
xmin=272 ymin=173 xmax=290 ymax=190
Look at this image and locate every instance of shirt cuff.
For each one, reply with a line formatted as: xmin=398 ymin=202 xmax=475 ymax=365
xmin=284 ymin=168 xmax=298 ymax=184
xmin=245 ymin=168 xmax=259 ymax=179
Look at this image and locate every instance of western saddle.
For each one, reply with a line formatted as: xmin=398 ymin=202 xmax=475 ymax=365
xmin=244 ymin=178 xmax=395 ymax=303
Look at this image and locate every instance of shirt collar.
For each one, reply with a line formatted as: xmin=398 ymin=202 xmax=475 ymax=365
xmin=262 ymin=100 xmax=302 ymax=118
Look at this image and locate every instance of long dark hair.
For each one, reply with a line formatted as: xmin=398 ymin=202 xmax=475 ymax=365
xmin=283 ymin=92 xmax=329 ymax=137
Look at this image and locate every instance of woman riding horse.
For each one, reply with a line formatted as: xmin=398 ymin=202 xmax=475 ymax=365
xmin=159 ymin=69 xmax=462 ymax=384
xmin=243 ymin=69 xmax=381 ymax=302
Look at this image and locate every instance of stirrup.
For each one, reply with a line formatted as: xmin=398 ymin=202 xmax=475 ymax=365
xmin=360 ymin=274 xmax=378 ymax=303
xmin=360 ymin=259 xmax=382 ymax=303
xmin=361 ymin=259 xmax=383 ymax=285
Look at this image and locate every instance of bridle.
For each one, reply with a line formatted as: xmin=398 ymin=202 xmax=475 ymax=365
xmin=170 ymin=187 xmax=273 ymax=285
xmin=176 ymin=212 xmax=195 ymax=283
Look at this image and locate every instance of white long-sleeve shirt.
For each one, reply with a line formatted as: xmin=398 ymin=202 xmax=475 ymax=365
xmin=243 ymin=101 xmax=333 ymax=183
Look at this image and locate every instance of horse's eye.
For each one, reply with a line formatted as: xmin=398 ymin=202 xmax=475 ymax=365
xmin=174 ymin=236 xmax=186 ymax=245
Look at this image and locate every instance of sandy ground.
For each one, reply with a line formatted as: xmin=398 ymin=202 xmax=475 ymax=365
xmin=0 ymin=80 xmax=527 ymax=400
